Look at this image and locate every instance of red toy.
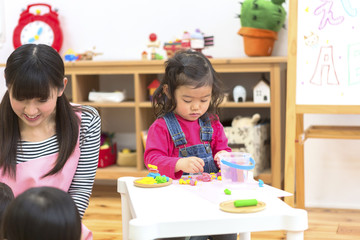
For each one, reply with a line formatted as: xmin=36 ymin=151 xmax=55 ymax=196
xmin=98 ymin=143 xmax=117 ymax=168
xmin=98 ymin=133 xmax=117 ymax=168
xmin=147 ymin=79 xmax=160 ymax=101
xmin=147 ymin=33 xmax=161 ymax=60
xmin=13 ymin=3 xmax=63 ymax=52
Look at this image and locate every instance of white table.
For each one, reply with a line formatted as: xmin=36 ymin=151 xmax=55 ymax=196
xmin=117 ymin=177 xmax=308 ymax=240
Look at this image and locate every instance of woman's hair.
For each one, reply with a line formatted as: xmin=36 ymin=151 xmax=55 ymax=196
xmin=152 ymin=50 xmax=224 ymax=120
xmin=0 ymin=44 xmax=81 ymax=178
xmin=0 ymin=182 xmax=14 ymax=226
xmin=0 ymin=186 xmax=81 ymax=240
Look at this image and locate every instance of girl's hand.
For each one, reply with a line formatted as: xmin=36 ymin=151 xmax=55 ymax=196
xmin=175 ymin=157 xmax=205 ymax=174
xmin=214 ymin=150 xmax=228 ymax=168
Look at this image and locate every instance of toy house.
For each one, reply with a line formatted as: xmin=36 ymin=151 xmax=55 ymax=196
xmin=141 ymin=51 xmax=148 ymax=60
xmin=147 ymin=79 xmax=160 ymax=101
xmin=253 ymin=79 xmax=270 ymax=103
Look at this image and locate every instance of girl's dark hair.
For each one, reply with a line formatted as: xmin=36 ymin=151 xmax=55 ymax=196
xmin=0 ymin=44 xmax=81 ymax=178
xmin=153 ymin=50 xmax=224 ymax=120
xmin=0 ymin=182 xmax=14 ymax=227
xmin=0 ymin=186 xmax=81 ymax=240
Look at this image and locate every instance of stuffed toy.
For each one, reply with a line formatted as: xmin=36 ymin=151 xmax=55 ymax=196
xmin=237 ymin=0 xmax=286 ymax=56
xmin=231 ymin=113 xmax=261 ymax=128
xmin=224 ymin=113 xmax=269 ymax=176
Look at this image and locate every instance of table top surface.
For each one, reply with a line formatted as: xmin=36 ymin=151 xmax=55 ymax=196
xmin=118 ymin=176 xmax=308 ymax=235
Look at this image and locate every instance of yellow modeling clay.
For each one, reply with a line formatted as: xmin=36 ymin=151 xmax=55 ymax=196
xmin=148 ymin=164 xmax=158 ymax=170
xmin=137 ymin=177 xmax=157 ymax=184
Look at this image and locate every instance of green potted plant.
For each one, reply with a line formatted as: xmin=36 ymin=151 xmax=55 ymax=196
xmin=238 ymin=0 xmax=286 ymax=56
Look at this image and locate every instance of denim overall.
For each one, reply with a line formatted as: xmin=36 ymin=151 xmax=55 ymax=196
xmin=163 ymin=112 xmax=219 ymax=174
xmin=161 ymin=113 xmax=237 ymax=240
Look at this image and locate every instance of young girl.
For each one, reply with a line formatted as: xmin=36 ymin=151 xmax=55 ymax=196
xmin=0 ymin=44 xmax=101 ymax=239
xmin=0 ymin=186 xmax=81 ymax=240
xmin=145 ymin=50 xmax=231 ymax=178
xmin=144 ymin=50 xmax=236 ymax=240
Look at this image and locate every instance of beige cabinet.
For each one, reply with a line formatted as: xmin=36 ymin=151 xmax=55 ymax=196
xmin=65 ymin=58 xmax=287 ymax=188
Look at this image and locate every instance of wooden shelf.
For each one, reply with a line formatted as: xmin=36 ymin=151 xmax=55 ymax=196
xmin=139 ymin=101 xmax=271 ymax=108
xmin=78 ymin=101 xmax=135 ymax=108
xmin=220 ymin=102 xmax=271 ymax=108
xmin=65 ymin=58 xmax=287 ymax=188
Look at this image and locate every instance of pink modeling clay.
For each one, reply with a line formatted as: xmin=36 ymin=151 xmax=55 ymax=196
xmin=190 ymin=179 xmax=197 ymax=186
xmin=201 ymin=173 xmax=212 ymax=182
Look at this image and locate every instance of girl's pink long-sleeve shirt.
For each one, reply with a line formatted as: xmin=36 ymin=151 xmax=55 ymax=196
xmin=144 ymin=114 xmax=231 ymax=179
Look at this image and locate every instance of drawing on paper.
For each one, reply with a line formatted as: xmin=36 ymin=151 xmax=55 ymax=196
xmin=304 ymin=32 xmax=319 ymax=48
xmin=347 ymin=43 xmax=360 ymax=86
xmin=314 ymin=0 xmax=344 ymax=30
xmin=309 ymin=46 xmax=339 ymax=86
xmin=341 ymin=0 xmax=357 ymax=17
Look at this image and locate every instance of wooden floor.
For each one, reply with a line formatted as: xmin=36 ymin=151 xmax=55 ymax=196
xmin=83 ymin=184 xmax=360 ymax=240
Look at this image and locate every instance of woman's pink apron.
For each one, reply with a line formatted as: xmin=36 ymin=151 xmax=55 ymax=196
xmin=0 ymin=130 xmax=92 ymax=239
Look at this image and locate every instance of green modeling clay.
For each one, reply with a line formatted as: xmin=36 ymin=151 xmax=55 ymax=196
xmin=233 ymin=199 xmax=258 ymax=207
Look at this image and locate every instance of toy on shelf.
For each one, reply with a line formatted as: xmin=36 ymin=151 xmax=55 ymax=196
xmin=117 ymin=148 xmax=136 ymax=167
xmin=78 ymin=48 xmax=103 ymax=60
xmin=163 ymin=29 xmax=214 ymax=58
xmin=64 ymin=49 xmax=79 ymax=61
xmin=98 ymin=132 xmax=117 ymax=168
xmin=237 ymin=0 xmax=286 ymax=56
xmin=253 ymin=76 xmax=270 ymax=103
xmin=88 ymin=90 xmax=126 ymax=103
xmin=224 ymin=114 xmax=270 ymax=177
xmin=232 ymin=113 xmax=261 ymax=128
xmin=147 ymin=79 xmax=160 ymax=101
xmin=163 ymin=39 xmax=183 ymax=58
xmin=133 ymin=164 xmax=172 ymax=188
xmin=64 ymin=47 xmax=102 ymax=61
xmin=191 ymin=29 xmax=214 ymax=57
xmin=233 ymin=85 xmax=247 ymax=102
xmin=141 ymin=51 xmax=148 ymax=60
xmin=163 ymin=31 xmax=191 ymax=58
xmin=146 ymin=33 xmax=163 ymax=60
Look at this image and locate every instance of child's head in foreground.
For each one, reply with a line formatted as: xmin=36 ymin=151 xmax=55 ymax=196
xmin=0 ymin=182 xmax=14 ymax=225
xmin=0 ymin=186 xmax=81 ymax=240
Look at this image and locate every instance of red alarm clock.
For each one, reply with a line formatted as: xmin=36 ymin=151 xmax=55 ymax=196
xmin=13 ymin=3 xmax=63 ymax=52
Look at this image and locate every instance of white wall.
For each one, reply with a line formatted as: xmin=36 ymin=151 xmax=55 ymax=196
xmin=0 ymin=0 xmax=359 ymax=209
xmin=0 ymin=0 xmax=288 ymax=62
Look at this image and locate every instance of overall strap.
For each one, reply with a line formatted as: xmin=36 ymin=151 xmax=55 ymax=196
xmin=163 ymin=112 xmax=187 ymax=147
xmin=199 ymin=114 xmax=213 ymax=142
